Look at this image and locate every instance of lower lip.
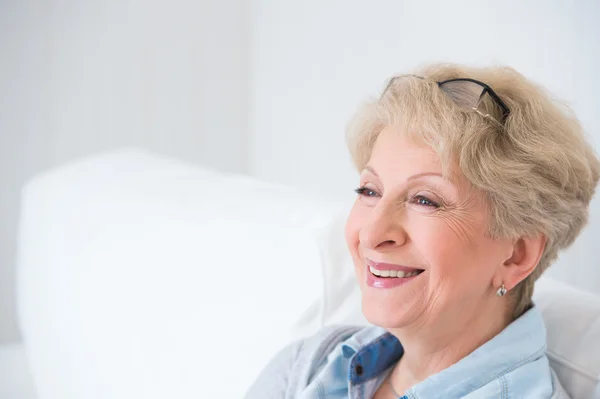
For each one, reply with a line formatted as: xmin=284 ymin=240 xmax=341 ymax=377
xmin=366 ymin=268 xmax=423 ymax=288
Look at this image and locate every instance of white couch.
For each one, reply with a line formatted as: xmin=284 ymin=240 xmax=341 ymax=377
xmin=0 ymin=342 xmax=37 ymax=399
xmin=15 ymin=150 xmax=600 ymax=398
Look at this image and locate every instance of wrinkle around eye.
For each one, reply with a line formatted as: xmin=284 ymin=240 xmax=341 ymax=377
xmin=438 ymin=206 xmax=482 ymax=244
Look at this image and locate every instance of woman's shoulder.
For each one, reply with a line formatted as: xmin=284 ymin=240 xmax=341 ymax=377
xmin=287 ymin=325 xmax=386 ymax=394
xmin=243 ymin=324 xmax=377 ymax=399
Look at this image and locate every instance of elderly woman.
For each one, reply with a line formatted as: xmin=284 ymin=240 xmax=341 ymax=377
xmin=244 ymin=64 xmax=600 ymax=398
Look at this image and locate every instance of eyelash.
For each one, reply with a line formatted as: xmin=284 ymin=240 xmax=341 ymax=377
xmin=354 ymin=187 xmax=378 ymax=197
xmin=354 ymin=186 xmax=441 ymax=208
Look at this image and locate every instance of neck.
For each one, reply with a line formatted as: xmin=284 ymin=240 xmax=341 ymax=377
xmin=388 ymin=297 xmax=512 ymax=392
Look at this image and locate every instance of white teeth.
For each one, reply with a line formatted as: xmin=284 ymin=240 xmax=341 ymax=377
xmin=369 ymin=266 xmax=422 ymax=278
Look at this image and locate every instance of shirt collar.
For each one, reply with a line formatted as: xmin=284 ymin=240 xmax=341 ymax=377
xmin=340 ymin=306 xmax=546 ymax=396
xmin=341 ymin=326 xmax=404 ymax=384
xmin=409 ymin=305 xmax=547 ymax=398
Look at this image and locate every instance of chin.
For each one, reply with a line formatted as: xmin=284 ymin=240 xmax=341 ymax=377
xmin=360 ymin=292 xmax=414 ymax=329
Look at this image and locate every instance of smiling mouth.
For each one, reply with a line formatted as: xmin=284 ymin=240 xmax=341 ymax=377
xmin=368 ymin=266 xmax=424 ymax=279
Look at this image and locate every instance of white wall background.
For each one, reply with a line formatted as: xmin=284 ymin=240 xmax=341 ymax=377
xmin=0 ymin=0 xmax=249 ymax=343
xmin=1 ymin=0 xmax=599 ymax=344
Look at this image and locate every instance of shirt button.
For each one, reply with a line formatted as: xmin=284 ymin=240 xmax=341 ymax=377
xmin=355 ymin=364 xmax=364 ymax=376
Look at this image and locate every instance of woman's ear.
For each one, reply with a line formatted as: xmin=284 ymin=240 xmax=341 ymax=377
xmin=500 ymin=235 xmax=547 ymax=290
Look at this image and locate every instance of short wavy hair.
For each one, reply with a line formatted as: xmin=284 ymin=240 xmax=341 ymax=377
xmin=346 ymin=64 xmax=600 ymax=318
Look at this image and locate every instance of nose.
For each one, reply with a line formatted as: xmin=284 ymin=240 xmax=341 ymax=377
xmin=358 ymin=201 xmax=408 ymax=251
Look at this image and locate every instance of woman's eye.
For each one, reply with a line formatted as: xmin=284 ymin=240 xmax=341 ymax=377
xmin=412 ymin=195 xmax=440 ymax=208
xmin=354 ymin=186 xmax=379 ymax=197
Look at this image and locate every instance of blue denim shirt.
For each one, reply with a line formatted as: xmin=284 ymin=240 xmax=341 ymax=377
xmin=244 ymin=306 xmax=570 ymax=398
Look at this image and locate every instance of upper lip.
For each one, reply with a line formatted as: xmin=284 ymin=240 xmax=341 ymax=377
xmin=365 ymin=258 xmax=424 ymax=272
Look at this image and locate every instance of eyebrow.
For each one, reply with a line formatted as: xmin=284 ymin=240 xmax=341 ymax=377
xmin=364 ymin=165 xmax=445 ymax=181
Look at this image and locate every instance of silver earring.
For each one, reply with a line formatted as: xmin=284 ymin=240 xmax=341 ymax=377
xmin=496 ymin=283 xmax=507 ymax=297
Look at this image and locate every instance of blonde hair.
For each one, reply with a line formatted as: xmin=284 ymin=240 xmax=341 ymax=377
xmin=346 ymin=64 xmax=600 ymax=318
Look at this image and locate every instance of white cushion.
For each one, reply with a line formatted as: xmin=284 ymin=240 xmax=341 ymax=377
xmin=0 ymin=342 xmax=37 ymax=399
xmin=16 ymin=149 xmax=600 ymax=399
xmin=17 ymin=149 xmax=343 ymax=399
xmin=534 ymin=278 xmax=600 ymax=398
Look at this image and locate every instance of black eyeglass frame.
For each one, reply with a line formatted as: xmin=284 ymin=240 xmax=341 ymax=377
xmin=438 ymin=78 xmax=511 ymax=121
xmin=383 ymin=75 xmax=511 ymax=123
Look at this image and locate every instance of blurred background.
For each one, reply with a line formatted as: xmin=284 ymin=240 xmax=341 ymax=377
xmin=1 ymin=0 xmax=599 ymax=396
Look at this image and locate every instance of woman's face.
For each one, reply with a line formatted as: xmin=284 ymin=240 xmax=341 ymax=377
xmin=345 ymin=126 xmax=514 ymax=330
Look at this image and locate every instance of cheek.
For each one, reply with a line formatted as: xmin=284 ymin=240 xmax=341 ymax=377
xmin=408 ymin=215 xmax=479 ymax=271
xmin=345 ymin=202 xmax=363 ymax=258
xmin=409 ymin=215 xmax=496 ymax=289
